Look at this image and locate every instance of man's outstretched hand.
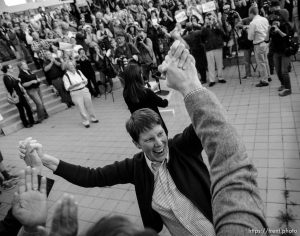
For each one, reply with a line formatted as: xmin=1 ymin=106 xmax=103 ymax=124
xmin=12 ymin=167 xmax=47 ymax=229
xmin=158 ymin=40 xmax=202 ymax=97
xmin=37 ymin=194 xmax=78 ymax=236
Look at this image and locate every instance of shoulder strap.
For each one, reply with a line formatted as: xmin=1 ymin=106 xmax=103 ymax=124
xmin=76 ymin=70 xmax=84 ymax=82
xmin=65 ymin=72 xmax=72 ymax=85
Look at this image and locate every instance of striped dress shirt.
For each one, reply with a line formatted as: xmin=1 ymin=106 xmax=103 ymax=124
xmin=145 ymin=154 xmax=216 ymax=236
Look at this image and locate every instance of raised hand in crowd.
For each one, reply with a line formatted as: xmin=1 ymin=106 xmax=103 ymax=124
xmin=37 ymin=194 xmax=78 ymax=236
xmin=12 ymin=167 xmax=47 ymax=233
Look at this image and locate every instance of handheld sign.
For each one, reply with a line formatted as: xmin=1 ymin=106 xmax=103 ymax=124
xmin=202 ymin=1 xmax=216 ymax=13
xmin=175 ymin=11 xmax=188 ymax=23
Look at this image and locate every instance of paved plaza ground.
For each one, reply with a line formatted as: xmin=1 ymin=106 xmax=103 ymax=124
xmin=1 ymin=61 xmax=300 ymax=235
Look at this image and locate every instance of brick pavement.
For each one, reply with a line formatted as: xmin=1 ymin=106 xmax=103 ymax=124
xmin=0 ymin=61 xmax=300 ymax=235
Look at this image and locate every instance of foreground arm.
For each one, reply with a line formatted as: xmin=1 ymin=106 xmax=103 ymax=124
xmin=184 ymin=87 xmax=266 ymax=235
xmin=19 ymin=140 xmax=135 ymax=188
xmin=161 ymin=41 xmax=267 ymax=235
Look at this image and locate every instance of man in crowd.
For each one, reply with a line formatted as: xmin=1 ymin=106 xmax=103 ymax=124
xmin=248 ymin=6 xmax=271 ymax=87
xmin=31 ymin=32 xmax=50 ymax=68
xmin=19 ymin=61 xmax=49 ymax=124
xmin=115 ymin=32 xmax=140 ymax=69
xmin=267 ymin=0 xmax=282 ymax=75
xmin=135 ymin=28 xmax=156 ymax=83
xmin=43 ymin=51 xmax=74 ymax=108
xmin=19 ymin=40 xmax=267 ymax=235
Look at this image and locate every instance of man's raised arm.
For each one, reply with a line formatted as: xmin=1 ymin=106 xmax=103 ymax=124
xmin=19 ymin=139 xmax=135 ymax=188
xmin=160 ymin=41 xmax=267 ymax=235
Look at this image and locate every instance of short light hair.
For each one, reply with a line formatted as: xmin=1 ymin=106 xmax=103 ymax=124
xmin=249 ymin=6 xmax=258 ymax=16
xmin=18 ymin=60 xmax=27 ymax=69
xmin=126 ymin=108 xmax=162 ymax=143
xmin=66 ymin=60 xmax=76 ymax=70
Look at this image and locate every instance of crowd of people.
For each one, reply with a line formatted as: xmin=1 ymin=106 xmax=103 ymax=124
xmin=0 ymin=0 xmax=299 ymax=233
xmin=0 ymin=0 xmax=298 ymax=129
xmin=0 ymin=40 xmax=268 ymax=236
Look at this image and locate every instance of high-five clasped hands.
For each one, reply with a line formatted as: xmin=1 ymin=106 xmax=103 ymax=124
xmin=158 ymin=40 xmax=202 ymax=97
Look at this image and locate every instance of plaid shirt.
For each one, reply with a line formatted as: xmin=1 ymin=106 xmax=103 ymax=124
xmin=31 ymin=39 xmax=50 ymax=60
xmin=145 ymin=154 xmax=216 ymax=236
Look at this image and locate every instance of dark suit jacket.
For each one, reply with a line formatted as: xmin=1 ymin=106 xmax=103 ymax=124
xmin=19 ymin=70 xmax=40 ymax=90
xmin=3 ymin=75 xmax=24 ymax=96
xmin=54 ymin=124 xmax=212 ymax=232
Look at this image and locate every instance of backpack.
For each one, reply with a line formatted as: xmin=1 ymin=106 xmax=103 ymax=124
xmin=284 ymin=36 xmax=299 ymax=57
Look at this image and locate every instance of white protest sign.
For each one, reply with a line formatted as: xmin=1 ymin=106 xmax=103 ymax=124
xmin=76 ymin=0 xmax=88 ymax=6
xmin=175 ymin=11 xmax=188 ymax=23
xmin=59 ymin=42 xmax=72 ymax=50
xmin=33 ymin=14 xmax=42 ymax=22
xmin=202 ymin=1 xmax=216 ymax=13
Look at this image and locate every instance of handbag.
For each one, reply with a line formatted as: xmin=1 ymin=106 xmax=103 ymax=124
xmin=284 ymin=36 xmax=299 ymax=57
xmin=7 ymin=90 xmax=19 ymax=105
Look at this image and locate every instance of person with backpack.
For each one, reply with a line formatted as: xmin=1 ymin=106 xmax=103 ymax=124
xmin=43 ymin=51 xmax=74 ymax=108
xmin=62 ymin=61 xmax=99 ymax=128
xmin=269 ymin=9 xmax=294 ymax=96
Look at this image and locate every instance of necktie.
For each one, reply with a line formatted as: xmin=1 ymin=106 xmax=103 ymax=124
xmin=151 ymin=161 xmax=162 ymax=172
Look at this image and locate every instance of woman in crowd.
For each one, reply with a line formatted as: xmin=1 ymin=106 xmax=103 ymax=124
xmin=62 ymin=12 xmax=78 ymax=32
xmin=63 ymin=61 xmax=98 ymax=128
xmin=50 ymin=44 xmax=63 ymax=58
xmin=122 ymin=63 xmax=168 ymax=134
xmin=77 ymin=48 xmax=101 ymax=97
xmin=96 ymin=22 xmax=113 ymax=50
xmin=139 ymin=12 xmax=149 ymax=32
xmin=126 ymin=23 xmax=139 ymax=43
xmin=201 ymin=12 xmax=226 ymax=87
xmin=2 ymin=65 xmax=35 ymax=128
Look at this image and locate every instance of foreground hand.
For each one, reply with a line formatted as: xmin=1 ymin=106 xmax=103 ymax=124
xmin=159 ymin=40 xmax=201 ymax=96
xmin=12 ymin=167 xmax=47 ymax=228
xmin=19 ymin=137 xmax=43 ymax=173
xmin=38 ymin=194 xmax=78 ymax=236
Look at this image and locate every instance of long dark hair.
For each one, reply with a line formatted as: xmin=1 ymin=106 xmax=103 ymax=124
xmin=123 ymin=64 xmax=146 ymax=103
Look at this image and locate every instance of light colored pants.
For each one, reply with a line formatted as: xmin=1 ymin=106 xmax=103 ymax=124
xmin=254 ymin=43 xmax=270 ymax=82
xmin=70 ymin=88 xmax=97 ymax=125
xmin=206 ymin=49 xmax=223 ymax=83
xmin=27 ymin=87 xmax=47 ymax=121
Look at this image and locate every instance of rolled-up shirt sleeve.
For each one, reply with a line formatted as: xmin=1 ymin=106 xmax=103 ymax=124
xmin=62 ymin=74 xmax=71 ymax=91
xmin=248 ymin=23 xmax=255 ymax=41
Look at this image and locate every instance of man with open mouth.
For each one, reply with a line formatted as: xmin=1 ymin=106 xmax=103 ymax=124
xmin=19 ymin=40 xmax=266 ymax=235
